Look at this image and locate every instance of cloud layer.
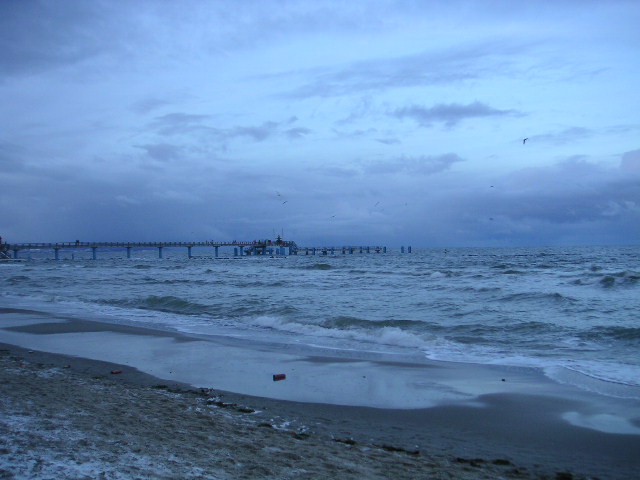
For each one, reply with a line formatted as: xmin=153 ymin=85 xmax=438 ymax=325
xmin=1 ymin=1 xmax=639 ymax=247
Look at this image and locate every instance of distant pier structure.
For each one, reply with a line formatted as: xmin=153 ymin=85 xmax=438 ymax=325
xmin=1 ymin=236 xmax=392 ymax=260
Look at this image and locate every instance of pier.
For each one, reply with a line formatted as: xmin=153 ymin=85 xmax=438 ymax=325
xmin=1 ymin=238 xmax=392 ymax=260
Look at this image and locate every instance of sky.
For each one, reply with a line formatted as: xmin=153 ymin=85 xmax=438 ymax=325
xmin=1 ymin=0 xmax=639 ymax=248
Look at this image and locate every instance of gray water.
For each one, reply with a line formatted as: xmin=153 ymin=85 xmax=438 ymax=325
xmin=1 ymin=245 xmax=638 ymax=399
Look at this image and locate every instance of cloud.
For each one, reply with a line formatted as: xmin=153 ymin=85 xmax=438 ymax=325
xmin=280 ymin=41 xmax=527 ymax=99
xmin=476 ymin=157 xmax=640 ymax=227
xmin=528 ymin=127 xmax=594 ymax=145
xmin=620 ymin=149 xmax=640 ymax=172
xmin=0 ymin=1 xmax=112 ymax=76
xmin=134 ymin=143 xmax=183 ymax=162
xmin=365 ymin=153 xmax=465 ymax=175
xmin=375 ymin=138 xmax=401 ymax=145
xmin=285 ymin=127 xmax=312 ymax=139
xmin=130 ymin=97 xmax=174 ymax=115
xmin=230 ymin=122 xmax=280 ymax=142
xmin=150 ymin=113 xmax=213 ymax=136
xmin=149 ymin=114 xmax=310 ymax=147
xmin=0 ymin=143 xmax=28 ymax=171
xmin=391 ymin=102 xmax=520 ymax=127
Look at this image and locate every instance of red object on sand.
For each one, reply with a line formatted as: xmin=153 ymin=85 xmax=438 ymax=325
xmin=273 ymin=373 xmax=286 ymax=381
xmin=111 ymin=370 xmax=123 ymax=375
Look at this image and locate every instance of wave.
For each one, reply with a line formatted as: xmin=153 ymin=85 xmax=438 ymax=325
xmin=599 ymin=271 xmax=639 ymax=288
xmin=301 ymin=263 xmax=333 ymax=270
xmin=5 ymin=275 xmax=31 ymax=285
xmin=102 ymin=295 xmax=212 ymax=316
xmin=140 ymin=277 xmax=211 ymax=286
xmin=252 ymin=315 xmax=428 ymax=349
xmin=545 ymin=364 xmax=640 ymax=398
xmin=321 ymin=315 xmax=429 ymax=331
xmin=569 ymin=270 xmax=639 ymax=288
xmin=498 ymin=291 xmax=576 ymax=304
xmin=581 ymin=326 xmax=640 ymax=342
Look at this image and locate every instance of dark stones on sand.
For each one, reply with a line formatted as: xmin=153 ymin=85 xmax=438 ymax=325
xmin=376 ymin=444 xmax=420 ymax=456
xmin=333 ymin=438 xmax=357 ymax=446
xmin=206 ymin=398 xmax=255 ymax=414
xmin=455 ymin=457 xmax=487 ymax=467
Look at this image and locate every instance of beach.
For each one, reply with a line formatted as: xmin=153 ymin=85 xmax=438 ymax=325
xmin=2 ymin=310 xmax=640 ymax=479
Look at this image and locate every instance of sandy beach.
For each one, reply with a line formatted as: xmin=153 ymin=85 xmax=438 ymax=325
xmin=2 ymin=309 xmax=640 ymax=479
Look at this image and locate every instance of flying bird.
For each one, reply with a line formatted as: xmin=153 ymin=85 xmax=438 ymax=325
xmin=522 ymin=138 xmax=528 ymax=144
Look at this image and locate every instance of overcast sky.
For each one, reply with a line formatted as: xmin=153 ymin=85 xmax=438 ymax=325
xmin=1 ymin=0 xmax=639 ymax=247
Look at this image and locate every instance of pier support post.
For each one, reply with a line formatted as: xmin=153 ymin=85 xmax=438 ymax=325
xmin=383 ymin=247 xmax=387 ymax=253
xmin=13 ymin=250 xmax=18 ymax=259
xmin=126 ymin=247 xmax=132 ymax=259
xmin=54 ymin=248 xmax=60 ymax=261
xmin=408 ymin=246 xmax=412 ymax=253
xmin=158 ymin=247 xmax=163 ymax=259
xmin=401 ymin=246 xmax=405 ymax=253
xmin=214 ymin=246 xmax=219 ymax=257
xmin=92 ymin=247 xmax=97 ymax=260
xmin=188 ymin=246 xmax=193 ymax=259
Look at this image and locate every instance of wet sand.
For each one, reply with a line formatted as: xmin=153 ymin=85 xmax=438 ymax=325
xmin=1 ymin=308 xmax=640 ymax=479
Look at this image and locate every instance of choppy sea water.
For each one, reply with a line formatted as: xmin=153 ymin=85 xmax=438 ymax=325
xmin=1 ymin=245 xmax=639 ymax=399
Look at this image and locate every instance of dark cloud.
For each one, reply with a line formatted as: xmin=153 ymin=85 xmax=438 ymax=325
xmin=135 ymin=143 xmax=183 ymax=162
xmin=285 ymin=127 xmax=312 ymax=139
xmin=231 ymin=122 xmax=279 ymax=142
xmin=149 ymin=114 xmax=309 ymax=145
xmin=466 ymin=159 xmax=640 ymax=239
xmin=391 ymin=102 xmax=520 ymax=127
xmin=0 ymin=1 xmax=110 ymax=76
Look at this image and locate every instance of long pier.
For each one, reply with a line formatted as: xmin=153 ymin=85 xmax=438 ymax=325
xmin=1 ymin=239 xmax=389 ymax=260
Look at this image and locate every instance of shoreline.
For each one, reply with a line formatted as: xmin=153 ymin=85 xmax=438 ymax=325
xmin=2 ymin=309 xmax=640 ymax=479
xmin=0 ymin=344 xmax=613 ymax=480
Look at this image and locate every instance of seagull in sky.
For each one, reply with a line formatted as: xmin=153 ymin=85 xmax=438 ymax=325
xmin=522 ymin=138 xmax=528 ymax=144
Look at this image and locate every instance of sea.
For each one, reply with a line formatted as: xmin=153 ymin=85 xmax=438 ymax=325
xmin=1 ymin=245 xmax=639 ymax=401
